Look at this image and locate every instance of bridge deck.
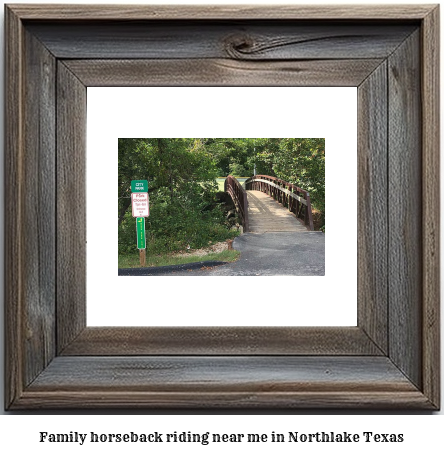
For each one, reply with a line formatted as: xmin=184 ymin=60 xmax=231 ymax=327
xmin=247 ymin=190 xmax=307 ymax=233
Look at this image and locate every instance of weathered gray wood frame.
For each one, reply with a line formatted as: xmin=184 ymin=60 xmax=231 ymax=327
xmin=4 ymin=5 xmax=440 ymax=409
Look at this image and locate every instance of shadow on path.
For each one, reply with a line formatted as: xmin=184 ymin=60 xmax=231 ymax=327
xmin=119 ymin=232 xmax=325 ymax=276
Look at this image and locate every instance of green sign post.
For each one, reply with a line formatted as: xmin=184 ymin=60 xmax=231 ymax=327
xmin=131 ymin=180 xmax=149 ymax=266
xmin=136 ymin=217 xmax=146 ymax=250
xmin=131 ymin=180 xmax=148 ymax=193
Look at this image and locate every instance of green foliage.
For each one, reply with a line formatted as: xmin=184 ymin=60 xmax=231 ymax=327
xmin=118 ymin=138 xmax=237 ymax=254
xmin=204 ymin=138 xmax=274 ymax=177
xmin=118 ymin=137 xmax=325 ymax=256
xmin=229 ymin=161 xmax=249 ymax=177
xmin=118 ymin=249 xmax=240 ymax=269
xmin=272 ymin=138 xmax=325 ymax=214
xmin=205 ymin=137 xmax=325 ymax=221
xmin=119 ymin=203 xmax=237 ymax=255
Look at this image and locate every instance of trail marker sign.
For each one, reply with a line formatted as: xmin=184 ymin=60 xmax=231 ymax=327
xmin=131 ymin=192 xmax=149 ymax=217
xmin=130 ymin=180 xmax=149 ymax=264
xmin=131 ymin=180 xmax=148 ymax=193
xmin=136 ymin=217 xmax=146 ymax=249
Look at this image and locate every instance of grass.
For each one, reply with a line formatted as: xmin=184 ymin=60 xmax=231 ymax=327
xmin=216 ymin=177 xmax=249 ymax=191
xmin=216 ymin=178 xmax=225 ymax=191
xmin=119 ymin=249 xmax=240 ymax=269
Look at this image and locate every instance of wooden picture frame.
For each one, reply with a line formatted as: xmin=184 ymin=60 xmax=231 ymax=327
xmin=5 ymin=4 xmax=440 ymax=409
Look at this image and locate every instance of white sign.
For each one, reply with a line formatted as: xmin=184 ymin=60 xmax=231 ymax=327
xmin=131 ymin=192 xmax=149 ymax=217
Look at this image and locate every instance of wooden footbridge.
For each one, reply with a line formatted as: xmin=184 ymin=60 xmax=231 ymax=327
xmin=224 ymin=175 xmax=314 ymax=233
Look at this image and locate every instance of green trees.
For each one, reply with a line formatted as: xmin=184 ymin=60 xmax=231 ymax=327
xmin=118 ymin=138 xmax=233 ymax=255
xmin=118 ymin=137 xmax=326 ymax=255
xmin=272 ymin=138 xmax=325 ymax=214
xmin=118 ymin=138 xmax=218 ymax=224
xmin=204 ymin=138 xmax=274 ymax=177
xmin=118 ymin=138 xmax=150 ymax=226
xmin=203 ymin=137 xmax=325 ymax=216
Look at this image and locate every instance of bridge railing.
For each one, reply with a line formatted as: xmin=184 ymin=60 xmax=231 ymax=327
xmin=224 ymin=175 xmax=249 ymax=232
xmin=245 ymin=175 xmax=314 ymax=231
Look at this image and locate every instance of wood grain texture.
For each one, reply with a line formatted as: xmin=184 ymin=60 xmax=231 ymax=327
xmin=27 ymin=22 xmax=416 ymax=60
xmin=5 ymin=10 xmax=58 ymax=409
xmin=64 ymin=59 xmax=384 ymax=87
xmin=388 ymin=31 xmax=422 ymax=389
xmin=4 ymin=5 xmax=440 ymax=410
xmin=7 ymin=4 xmax=434 ymax=20
xmin=56 ymin=62 xmax=87 ymax=353
xmin=421 ymin=6 xmax=440 ymax=409
xmin=21 ymin=28 xmax=57 ymax=387
xmin=14 ymin=356 xmax=432 ymax=409
xmin=61 ymin=327 xmax=382 ymax=356
xmin=357 ymin=62 xmax=388 ymax=354
xmin=16 ymin=390 xmax=433 ymax=410
xmin=246 ymin=190 xmax=307 ymax=233
xmin=28 ymin=356 xmax=418 ymax=390
xmin=4 ymin=4 xmax=24 ymax=410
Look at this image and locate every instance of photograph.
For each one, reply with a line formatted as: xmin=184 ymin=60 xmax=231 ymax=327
xmin=3 ymin=1 xmax=439 ymax=413
xmin=117 ymin=138 xmax=325 ymax=276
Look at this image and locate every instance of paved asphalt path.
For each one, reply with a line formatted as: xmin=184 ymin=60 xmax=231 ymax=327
xmin=119 ymin=232 xmax=325 ymax=276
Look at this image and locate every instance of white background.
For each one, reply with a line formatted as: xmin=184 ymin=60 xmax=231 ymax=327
xmin=0 ymin=0 xmax=442 ymax=450
xmin=87 ymin=87 xmax=357 ymax=326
